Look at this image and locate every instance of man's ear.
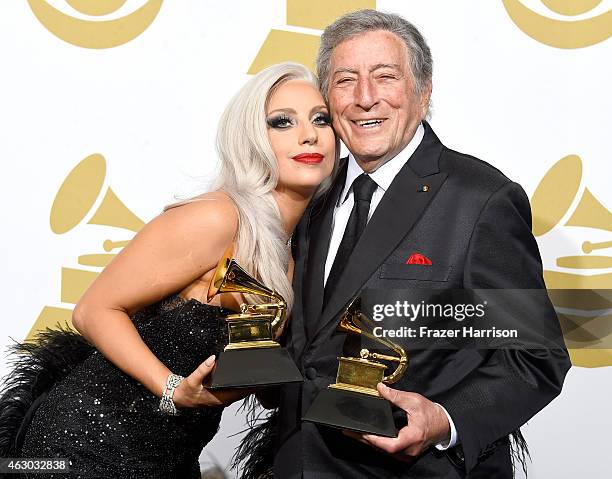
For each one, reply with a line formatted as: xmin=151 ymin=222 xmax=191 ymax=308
xmin=420 ymin=81 xmax=433 ymax=117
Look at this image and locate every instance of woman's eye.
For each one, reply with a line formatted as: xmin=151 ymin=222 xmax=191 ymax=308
xmin=267 ymin=115 xmax=295 ymax=129
xmin=312 ymin=112 xmax=331 ymax=126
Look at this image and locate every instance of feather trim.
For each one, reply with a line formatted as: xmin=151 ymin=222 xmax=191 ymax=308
xmin=510 ymin=428 xmax=530 ymax=477
xmin=231 ymin=396 xmax=276 ymax=479
xmin=0 ymin=325 xmax=94 ymax=456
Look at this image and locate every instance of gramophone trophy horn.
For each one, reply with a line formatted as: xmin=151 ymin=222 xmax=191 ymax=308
xmin=205 ymin=246 xmax=302 ymax=389
xmin=303 ymin=297 xmax=409 ymax=437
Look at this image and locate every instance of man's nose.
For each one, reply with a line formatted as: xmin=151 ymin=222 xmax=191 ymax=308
xmin=299 ymin=121 xmax=317 ymax=145
xmin=354 ymin=77 xmax=377 ymax=110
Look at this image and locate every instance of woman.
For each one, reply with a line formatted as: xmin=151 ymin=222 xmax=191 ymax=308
xmin=0 ymin=62 xmax=336 ymax=477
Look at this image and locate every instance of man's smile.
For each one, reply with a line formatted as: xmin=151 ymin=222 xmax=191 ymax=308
xmin=351 ymin=118 xmax=387 ymax=129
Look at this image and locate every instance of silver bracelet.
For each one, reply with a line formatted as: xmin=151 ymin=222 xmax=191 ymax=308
xmin=159 ymin=373 xmax=184 ymax=416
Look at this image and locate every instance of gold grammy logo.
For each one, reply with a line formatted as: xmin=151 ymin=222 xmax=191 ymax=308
xmin=28 ymin=153 xmax=145 ymax=340
xmin=249 ymin=0 xmax=376 ymax=74
xmin=531 ymin=154 xmax=612 ymax=367
xmin=502 ymin=0 xmax=611 ymax=49
xmin=28 ymin=0 xmax=163 ymax=49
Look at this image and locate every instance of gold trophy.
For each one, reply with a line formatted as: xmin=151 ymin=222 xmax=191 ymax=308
xmin=206 ymin=247 xmax=302 ymax=389
xmin=303 ymin=297 xmax=408 ymax=437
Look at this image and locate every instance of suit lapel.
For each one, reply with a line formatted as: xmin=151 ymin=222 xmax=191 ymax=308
xmin=302 ymin=159 xmax=348 ymax=338
xmin=311 ymin=122 xmax=449 ymax=340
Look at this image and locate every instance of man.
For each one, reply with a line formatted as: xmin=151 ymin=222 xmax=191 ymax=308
xmin=275 ymin=9 xmax=571 ymax=478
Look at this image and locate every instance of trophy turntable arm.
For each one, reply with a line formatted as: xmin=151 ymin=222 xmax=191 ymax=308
xmin=363 ymin=350 xmax=401 ymax=363
xmin=270 ymin=299 xmax=287 ymax=338
xmin=242 ymin=299 xmax=287 ymax=339
xmin=358 ymin=336 xmax=409 ymax=384
xmin=344 ymin=309 xmax=409 ymax=385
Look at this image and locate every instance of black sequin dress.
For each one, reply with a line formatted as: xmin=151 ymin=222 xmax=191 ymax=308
xmin=0 ymin=295 xmax=230 ymax=478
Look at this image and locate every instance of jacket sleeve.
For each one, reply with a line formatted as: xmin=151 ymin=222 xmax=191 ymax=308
xmin=436 ymin=181 xmax=571 ymax=472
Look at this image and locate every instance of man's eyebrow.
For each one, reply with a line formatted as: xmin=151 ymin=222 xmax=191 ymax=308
xmin=370 ymin=63 xmax=401 ymax=72
xmin=332 ymin=67 xmax=358 ymax=76
xmin=331 ymin=64 xmax=402 ymax=76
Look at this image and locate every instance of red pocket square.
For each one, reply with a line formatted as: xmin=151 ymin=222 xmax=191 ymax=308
xmin=405 ymin=253 xmax=432 ymax=265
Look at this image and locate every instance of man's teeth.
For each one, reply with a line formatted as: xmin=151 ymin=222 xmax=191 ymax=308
xmin=355 ymin=119 xmax=384 ymax=127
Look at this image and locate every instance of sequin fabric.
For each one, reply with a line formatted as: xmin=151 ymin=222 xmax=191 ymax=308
xmin=20 ymin=295 xmax=230 ymax=478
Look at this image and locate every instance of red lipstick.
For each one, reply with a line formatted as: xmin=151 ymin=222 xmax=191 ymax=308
xmin=292 ymin=153 xmax=324 ymax=164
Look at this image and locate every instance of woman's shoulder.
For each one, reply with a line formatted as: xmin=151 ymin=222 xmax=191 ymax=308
xmin=160 ymin=191 xmax=239 ymax=237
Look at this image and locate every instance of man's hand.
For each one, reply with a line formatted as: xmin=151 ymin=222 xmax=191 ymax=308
xmin=343 ymin=383 xmax=451 ymax=461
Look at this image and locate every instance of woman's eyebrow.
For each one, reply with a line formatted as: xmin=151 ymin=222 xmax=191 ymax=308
xmin=310 ymin=105 xmax=328 ymax=115
xmin=267 ymin=108 xmax=296 ymax=115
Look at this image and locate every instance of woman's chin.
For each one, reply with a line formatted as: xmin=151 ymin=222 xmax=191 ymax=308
xmin=275 ymin=181 xmax=321 ymax=198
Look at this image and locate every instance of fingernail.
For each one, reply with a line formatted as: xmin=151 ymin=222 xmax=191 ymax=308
xmin=205 ymin=355 xmax=216 ymax=366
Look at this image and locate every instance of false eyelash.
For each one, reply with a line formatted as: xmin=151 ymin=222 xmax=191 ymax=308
xmin=266 ymin=114 xmax=293 ymax=129
xmin=313 ymin=112 xmax=332 ymax=125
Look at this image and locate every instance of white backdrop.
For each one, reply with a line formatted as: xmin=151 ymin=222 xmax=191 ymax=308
xmin=1 ymin=1 xmax=610 ymax=477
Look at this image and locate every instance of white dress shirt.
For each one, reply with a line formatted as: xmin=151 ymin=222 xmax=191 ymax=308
xmin=323 ymin=123 xmax=458 ymax=450
xmin=324 ymin=124 xmax=424 ymax=284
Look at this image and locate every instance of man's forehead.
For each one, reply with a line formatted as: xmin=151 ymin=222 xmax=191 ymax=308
xmin=330 ymin=30 xmax=408 ymax=71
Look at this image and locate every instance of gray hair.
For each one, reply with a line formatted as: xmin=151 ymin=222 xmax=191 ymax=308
xmin=317 ymin=9 xmax=433 ymax=102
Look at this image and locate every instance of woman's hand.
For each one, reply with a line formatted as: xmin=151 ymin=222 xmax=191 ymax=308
xmin=172 ymin=355 xmax=252 ymax=408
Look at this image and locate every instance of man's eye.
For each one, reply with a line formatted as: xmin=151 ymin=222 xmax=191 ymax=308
xmin=267 ymin=115 xmax=294 ymax=129
xmin=336 ymin=77 xmax=354 ymax=84
xmin=312 ymin=112 xmax=331 ymax=126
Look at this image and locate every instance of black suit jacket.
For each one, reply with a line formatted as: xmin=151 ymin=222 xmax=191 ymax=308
xmin=274 ymin=122 xmax=571 ymax=478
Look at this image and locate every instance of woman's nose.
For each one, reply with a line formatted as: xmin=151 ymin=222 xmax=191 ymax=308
xmin=299 ymin=122 xmax=317 ymax=145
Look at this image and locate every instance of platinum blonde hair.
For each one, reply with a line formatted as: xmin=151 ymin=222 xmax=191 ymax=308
xmin=168 ymin=62 xmax=335 ymax=313
xmin=317 ymin=9 xmax=433 ymax=109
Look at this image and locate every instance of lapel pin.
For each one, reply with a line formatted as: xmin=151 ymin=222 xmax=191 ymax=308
xmin=418 ymin=185 xmax=429 ymax=192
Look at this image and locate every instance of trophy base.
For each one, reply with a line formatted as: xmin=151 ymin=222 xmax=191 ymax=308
xmin=303 ymin=387 xmax=397 ymax=437
xmin=207 ymin=347 xmax=303 ymax=389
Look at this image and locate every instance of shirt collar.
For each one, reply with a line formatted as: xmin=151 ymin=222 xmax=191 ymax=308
xmin=339 ymin=122 xmax=425 ymax=205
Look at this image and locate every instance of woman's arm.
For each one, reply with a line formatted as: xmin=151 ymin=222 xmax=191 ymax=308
xmin=72 ymin=193 xmax=240 ymax=406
